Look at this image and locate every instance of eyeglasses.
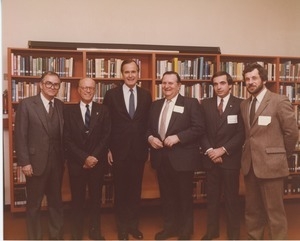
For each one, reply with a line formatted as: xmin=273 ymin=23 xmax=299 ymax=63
xmin=79 ymin=86 xmax=95 ymax=91
xmin=43 ymin=81 xmax=60 ymax=90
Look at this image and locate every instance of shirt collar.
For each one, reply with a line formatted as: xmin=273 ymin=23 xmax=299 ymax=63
xmin=166 ymin=94 xmax=179 ymax=104
xmin=40 ymin=92 xmax=54 ymax=106
xmin=80 ymin=101 xmax=93 ymax=108
xmin=123 ymin=84 xmax=137 ymax=93
xmin=254 ymin=87 xmax=267 ymax=103
xmin=217 ymin=93 xmax=230 ymax=103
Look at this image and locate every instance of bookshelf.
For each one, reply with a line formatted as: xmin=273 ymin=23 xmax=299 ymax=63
xmin=7 ymin=47 xmax=300 ymax=212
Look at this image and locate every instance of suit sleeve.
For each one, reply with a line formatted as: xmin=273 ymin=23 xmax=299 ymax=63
xmin=15 ymin=100 xmax=30 ymax=166
xmin=278 ymin=96 xmax=298 ymax=157
xmin=199 ymin=103 xmax=212 ymax=152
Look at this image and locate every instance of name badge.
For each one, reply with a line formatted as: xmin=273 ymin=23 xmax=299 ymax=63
xmin=173 ymin=105 xmax=184 ymax=113
xmin=227 ymin=115 xmax=238 ymax=124
xmin=258 ymin=116 xmax=271 ymax=126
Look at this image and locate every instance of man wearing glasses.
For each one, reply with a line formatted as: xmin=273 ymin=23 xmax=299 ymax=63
xmin=64 ymin=77 xmax=111 ymax=240
xmin=15 ymin=71 xmax=65 ymax=240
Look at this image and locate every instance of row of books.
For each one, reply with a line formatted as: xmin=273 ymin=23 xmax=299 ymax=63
xmin=156 ymin=57 xmax=214 ymax=80
xmin=155 ymin=83 xmax=214 ymax=101
xmin=155 ymin=82 xmax=252 ymax=101
xmin=10 ymin=54 xmax=74 ymax=77
xmin=284 ymin=175 xmax=300 ymax=195
xmin=279 ymin=84 xmax=300 ymax=102
xmin=293 ymin=105 xmax=300 ymax=127
xmin=14 ymin=187 xmax=48 ymax=207
xmin=9 ymin=54 xmax=300 ymax=82
xmin=12 ymin=163 xmax=26 ymax=184
xmin=295 ymin=131 xmax=300 ymax=151
xmin=11 ymin=80 xmax=72 ymax=102
xmin=220 ymin=61 xmax=276 ymax=81
xmin=287 ymin=153 xmax=300 ymax=173
xmin=279 ymin=61 xmax=300 ymax=81
xmin=86 ymin=58 xmax=142 ymax=78
xmin=13 ymin=182 xmax=115 ymax=207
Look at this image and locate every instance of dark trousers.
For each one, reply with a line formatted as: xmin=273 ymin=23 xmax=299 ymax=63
xmin=113 ymin=155 xmax=145 ymax=232
xmin=206 ymin=166 xmax=240 ymax=239
xmin=25 ymin=151 xmax=63 ymax=240
xmin=156 ymin=156 xmax=194 ymax=236
xmin=68 ymin=164 xmax=104 ymax=239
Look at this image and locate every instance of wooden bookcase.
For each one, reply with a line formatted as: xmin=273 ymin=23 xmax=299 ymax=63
xmin=7 ymin=47 xmax=300 ymax=212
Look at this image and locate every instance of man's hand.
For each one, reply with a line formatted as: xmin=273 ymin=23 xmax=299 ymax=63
xmin=207 ymin=147 xmax=226 ymax=160
xmin=22 ymin=164 xmax=33 ymax=176
xmin=148 ymin=136 xmax=164 ymax=149
xmin=107 ymin=150 xmax=113 ymax=166
xmin=83 ymin=156 xmax=98 ymax=169
xmin=163 ymin=135 xmax=180 ymax=147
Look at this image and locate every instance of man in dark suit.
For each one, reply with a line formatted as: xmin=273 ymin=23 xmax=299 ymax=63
xmin=240 ymin=63 xmax=298 ymax=239
xmin=200 ymin=71 xmax=244 ymax=240
xmin=15 ymin=71 xmax=64 ymax=240
xmin=64 ymin=77 xmax=111 ymax=240
xmin=147 ymin=71 xmax=204 ymax=240
xmin=103 ymin=59 xmax=152 ymax=240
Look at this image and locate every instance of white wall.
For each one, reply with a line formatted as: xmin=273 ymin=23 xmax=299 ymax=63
xmin=2 ymin=0 xmax=300 ymax=204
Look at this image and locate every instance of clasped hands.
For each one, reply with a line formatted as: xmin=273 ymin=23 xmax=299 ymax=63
xmin=207 ymin=147 xmax=226 ymax=163
xmin=148 ymin=135 xmax=180 ymax=149
xmin=83 ymin=156 xmax=98 ymax=169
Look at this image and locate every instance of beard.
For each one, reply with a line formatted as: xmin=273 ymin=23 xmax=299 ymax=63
xmin=246 ymin=81 xmax=265 ymax=96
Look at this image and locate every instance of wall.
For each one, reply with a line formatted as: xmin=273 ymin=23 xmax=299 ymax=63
xmin=2 ymin=0 xmax=300 ymax=204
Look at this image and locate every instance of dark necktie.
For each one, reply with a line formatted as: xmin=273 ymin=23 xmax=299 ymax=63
xmin=218 ymin=98 xmax=224 ymax=116
xmin=129 ymin=89 xmax=135 ymax=119
xmin=249 ymin=97 xmax=257 ymax=125
xmin=85 ymin=104 xmax=91 ymax=129
xmin=48 ymin=100 xmax=54 ymax=117
xmin=159 ymin=99 xmax=170 ymax=140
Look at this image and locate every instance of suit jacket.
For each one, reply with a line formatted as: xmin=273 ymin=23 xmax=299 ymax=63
xmin=148 ymin=95 xmax=204 ymax=171
xmin=240 ymin=90 xmax=298 ymax=178
xmin=64 ymin=102 xmax=111 ymax=174
xmin=15 ymin=94 xmax=64 ymax=176
xmin=103 ymin=84 xmax=152 ymax=162
xmin=200 ymin=94 xmax=244 ymax=170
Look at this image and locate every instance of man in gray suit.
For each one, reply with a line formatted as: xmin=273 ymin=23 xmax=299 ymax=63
xmin=15 ymin=71 xmax=64 ymax=240
xmin=240 ymin=63 xmax=298 ymax=239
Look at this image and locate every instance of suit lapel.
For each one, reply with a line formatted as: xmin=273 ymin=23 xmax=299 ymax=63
xmin=247 ymin=90 xmax=271 ymax=129
xmin=53 ymin=98 xmax=63 ymax=137
xmin=167 ymin=95 xmax=184 ymax=134
xmin=73 ymin=103 xmax=86 ymax=132
xmin=89 ymin=102 xmax=101 ymax=133
xmin=218 ymin=95 xmax=235 ymax=127
xmin=33 ymin=95 xmax=49 ymax=134
xmin=117 ymin=86 xmax=130 ymax=118
xmin=154 ymin=99 xmax=165 ymax=135
xmin=134 ymin=87 xmax=143 ymax=118
xmin=253 ymin=90 xmax=271 ymax=124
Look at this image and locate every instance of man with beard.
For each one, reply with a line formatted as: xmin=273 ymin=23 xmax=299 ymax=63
xmin=240 ymin=63 xmax=298 ymax=240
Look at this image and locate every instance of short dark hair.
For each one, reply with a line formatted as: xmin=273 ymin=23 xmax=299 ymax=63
xmin=121 ymin=59 xmax=140 ymax=73
xmin=211 ymin=71 xmax=233 ymax=85
xmin=162 ymin=71 xmax=181 ymax=83
xmin=40 ymin=71 xmax=60 ymax=82
xmin=243 ymin=63 xmax=268 ymax=82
